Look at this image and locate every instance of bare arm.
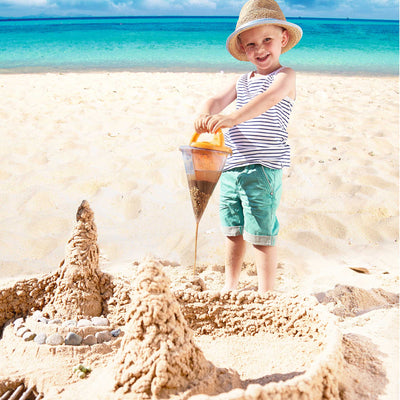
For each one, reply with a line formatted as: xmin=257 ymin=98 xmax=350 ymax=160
xmin=194 ymin=78 xmax=238 ymax=133
xmin=205 ymin=68 xmax=296 ymax=133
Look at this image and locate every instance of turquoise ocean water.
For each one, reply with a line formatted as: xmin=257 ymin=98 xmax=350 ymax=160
xmin=0 ymin=16 xmax=398 ymax=75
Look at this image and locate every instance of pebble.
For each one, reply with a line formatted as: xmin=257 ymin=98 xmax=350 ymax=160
xmin=16 ymin=326 xmax=30 ymax=337
xmin=13 ymin=318 xmax=24 ymax=329
xmin=65 ymin=332 xmax=83 ymax=346
xmin=111 ymin=328 xmax=121 ymax=337
xmin=32 ymin=310 xmax=43 ymax=321
xmin=34 ymin=333 xmax=47 ymax=345
xmin=62 ymin=320 xmax=77 ymax=327
xmin=83 ymin=335 xmax=97 ymax=346
xmin=14 ymin=324 xmax=24 ymax=334
xmin=46 ymin=333 xmax=64 ymax=346
xmin=48 ymin=319 xmax=62 ymax=325
xmin=91 ymin=317 xmax=109 ymax=326
xmin=95 ymin=331 xmax=112 ymax=343
xmin=77 ymin=319 xmax=92 ymax=327
xmin=23 ymin=331 xmax=36 ymax=341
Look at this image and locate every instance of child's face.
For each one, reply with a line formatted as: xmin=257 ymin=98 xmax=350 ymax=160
xmin=239 ymin=25 xmax=289 ymax=74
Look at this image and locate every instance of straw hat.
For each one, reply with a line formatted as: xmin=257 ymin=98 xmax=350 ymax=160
xmin=226 ymin=0 xmax=303 ymax=61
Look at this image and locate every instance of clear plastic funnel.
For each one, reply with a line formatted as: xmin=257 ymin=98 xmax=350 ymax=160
xmin=179 ymin=130 xmax=232 ymax=223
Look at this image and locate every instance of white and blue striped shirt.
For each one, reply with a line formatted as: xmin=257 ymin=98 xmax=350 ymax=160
xmin=224 ymin=67 xmax=294 ymax=171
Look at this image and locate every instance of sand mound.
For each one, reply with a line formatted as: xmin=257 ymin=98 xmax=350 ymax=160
xmin=42 ymin=200 xmax=103 ymax=319
xmin=114 ymin=260 xmax=240 ymax=399
xmin=340 ymin=333 xmax=388 ymax=399
xmin=314 ymin=284 xmax=399 ymax=318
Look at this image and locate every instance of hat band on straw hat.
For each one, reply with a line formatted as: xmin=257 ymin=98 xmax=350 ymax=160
xmin=226 ymin=17 xmax=303 ymax=61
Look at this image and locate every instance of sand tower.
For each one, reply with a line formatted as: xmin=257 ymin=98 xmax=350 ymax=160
xmin=114 ymin=260 xmax=240 ymax=399
xmin=42 ymin=200 xmax=103 ymax=319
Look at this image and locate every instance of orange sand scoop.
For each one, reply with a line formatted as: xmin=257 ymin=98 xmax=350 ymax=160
xmin=184 ymin=130 xmax=232 ymax=180
xmin=189 ymin=129 xmax=233 ymax=154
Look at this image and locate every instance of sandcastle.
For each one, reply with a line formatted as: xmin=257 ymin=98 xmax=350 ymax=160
xmin=0 ymin=201 xmax=344 ymax=400
xmin=113 ymin=262 xmax=241 ymax=399
xmin=42 ymin=200 xmax=103 ymax=319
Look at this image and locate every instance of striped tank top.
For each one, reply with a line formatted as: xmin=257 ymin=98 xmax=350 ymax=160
xmin=224 ymin=67 xmax=294 ymax=171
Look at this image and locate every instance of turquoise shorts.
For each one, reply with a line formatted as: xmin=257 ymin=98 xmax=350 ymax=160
xmin=219 ymin=165 xmax=282 ymax=246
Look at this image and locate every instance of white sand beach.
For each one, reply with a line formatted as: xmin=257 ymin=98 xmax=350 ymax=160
xmin=0 ymin=71 xmax=398 ymax=399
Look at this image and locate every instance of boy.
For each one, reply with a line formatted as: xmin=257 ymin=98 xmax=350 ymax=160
xmin=194 ymin=0 xmax=302 ymax=292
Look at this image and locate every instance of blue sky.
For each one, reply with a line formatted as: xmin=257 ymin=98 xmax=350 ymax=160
xmin=0 ymin=0 xmax=398 ymax=19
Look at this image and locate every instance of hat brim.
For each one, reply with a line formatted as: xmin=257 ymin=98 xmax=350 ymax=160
xmin=226 ymin=18 xmax=303 ymax=61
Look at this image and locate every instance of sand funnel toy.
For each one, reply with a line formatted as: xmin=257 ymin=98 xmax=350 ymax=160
xmin=180 ymin=129 xmax=232 ymax=273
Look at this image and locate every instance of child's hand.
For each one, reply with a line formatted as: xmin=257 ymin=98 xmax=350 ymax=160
xmin=194 ymin=114 xmax=210 ymax=133
xmin=206 ymin=114 xmax=236 ymax=133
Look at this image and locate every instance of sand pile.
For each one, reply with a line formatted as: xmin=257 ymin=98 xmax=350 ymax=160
xmin=42 ymin=200 xmax=103 ymax=319
xmin=315 ymin=284 xmax=399 ymax=318
xmin=114 ymin=260 xmax=241 ymax=399
xmin=339 ymin=333 xmax=389 ymax=400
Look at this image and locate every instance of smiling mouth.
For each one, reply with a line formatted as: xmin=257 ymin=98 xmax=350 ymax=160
xmin=257 ymin=54 xmax=269 ymax=62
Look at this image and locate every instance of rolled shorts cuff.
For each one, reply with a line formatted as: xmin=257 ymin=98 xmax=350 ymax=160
xmin=221 ymin=225 xmax=243 ymax=237
xmin=243 ymin=231 xmax=277 ymax=246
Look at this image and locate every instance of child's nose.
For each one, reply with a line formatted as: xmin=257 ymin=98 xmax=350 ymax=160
xmin=254 ymin=44 xmax=264 ymax=55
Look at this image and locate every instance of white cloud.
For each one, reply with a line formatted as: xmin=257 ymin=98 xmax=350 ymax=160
xmin=107 ymin=0 xmax=135 ymax=12
xmin=138 ymin=0 xmax=185 ymax=11
xmin=0 ymin=0 xmax=397 ymax=18
xmin=142 ymin=0 xmax=170 ymax=7
xmin=187 ymin=0 xmax=217 ymax=8
xmin=0 ymin=0 xmax=47 ymax=5
xmin=368 ymin=0 xmax=397 ymax=5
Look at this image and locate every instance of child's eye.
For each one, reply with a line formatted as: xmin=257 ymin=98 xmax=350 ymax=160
xmin=264 ymin=37 xmax=271 ymax=42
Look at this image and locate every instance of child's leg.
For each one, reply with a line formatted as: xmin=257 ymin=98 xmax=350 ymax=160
xmin=253 ymin=244 xmax=277 ymax=292
xmin=223 ymin=235 xmax=246 ymax=291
